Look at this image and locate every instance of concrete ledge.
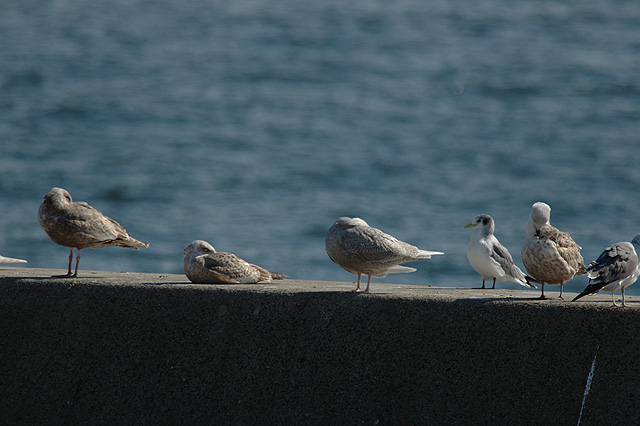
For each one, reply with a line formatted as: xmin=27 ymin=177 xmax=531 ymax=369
xmin=1 ymin=267 xmax=639 ymax=425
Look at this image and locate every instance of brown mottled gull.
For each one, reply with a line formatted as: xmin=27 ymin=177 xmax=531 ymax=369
xmin=521 ymin=202 xmax=586 ymax=299
xmin=463 ymin=214 xmax=535 ymax=289
xmin=0 ymin=254 xmax=27 ymax=264
xmin=183 ymin=240 xmax=288 ymax=284
xmin=325 ymin=217 xmax=443 ymax=293
xmin=573 ymin=234 xmax=640 ymax=307
xmin=38 ymin=187 xmax=149 ymax=278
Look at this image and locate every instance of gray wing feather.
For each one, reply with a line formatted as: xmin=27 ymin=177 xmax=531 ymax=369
xmin=587 ymin=242 xmax=638 ymax=285
xmin=492 ymin=242 xmax=526 ymax=280
xmin=341 ymin=226 xmax=416 ymax=263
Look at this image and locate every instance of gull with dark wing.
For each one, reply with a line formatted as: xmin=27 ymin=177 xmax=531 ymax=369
xmin=572 ymin=234 xmax=640 ymax=307
xmin=463 ymin=214 xmax=535 ymax=289
xmin=183 ymin=240 xmax=287 ymax=284
xmin=0 ymin=254 xmax=27 ymax=264
xmin=38 ymin=187 xmax=149 ymax=277
xmin=325 ymin=217 xmax=443 ymax=293
xmin=521 ymin=202 xmax=586 ymax=299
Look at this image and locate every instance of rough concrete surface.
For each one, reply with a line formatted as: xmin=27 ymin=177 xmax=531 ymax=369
xmin=1 ymin=266 xmax=639 ymax=425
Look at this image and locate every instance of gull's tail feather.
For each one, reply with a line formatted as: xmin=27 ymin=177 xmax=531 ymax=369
xmin=572 ymin=282 xmax=607 ymax=302
xmin=416 ymin=250 xmax=444 ymax=259
xmin=523 ymin=276 xmax=538 ymax=289
xmin=386 ymin=265 xmax=417 ymax=274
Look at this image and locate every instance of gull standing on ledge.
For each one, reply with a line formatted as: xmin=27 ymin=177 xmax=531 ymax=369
xmin=38 ymin=187 xmax=149 ymax=278
xmin=572 ymin=234 xmax=640 ymax=307
xmin=325 ymin=217 xmax=443 ymax=293
xmin=183 ymin=240 xmax=288 ymax=284
xmin=521 ymin=202 xmax=586 ymax=299
xmin=463 ymin=214 xmax=535 ymax=289
xmin=0 ymin=254 xmax=27 ymax=264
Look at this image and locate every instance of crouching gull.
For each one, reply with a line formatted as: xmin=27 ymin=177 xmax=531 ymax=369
xmin=325 ymin=217 xmax=443 ymax=293
xmin=572 ymin=234 xmax=640 ymax=307
xmin=463 ymin=214 xmax=535 ymax=289
xmin=521 ymin=202 xmax=586 ymax=299
xmin=38 ymin=187 xmax=149 ymax=278
xmin=183 ymin=240 xmax=288 ymax=284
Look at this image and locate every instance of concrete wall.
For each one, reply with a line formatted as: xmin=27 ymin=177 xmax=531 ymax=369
xmin=1 ymin=268 xmax=639 ymax=425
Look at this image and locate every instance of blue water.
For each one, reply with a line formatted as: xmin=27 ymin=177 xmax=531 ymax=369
xmin=1 ymin=0 xmax=639 ymax=294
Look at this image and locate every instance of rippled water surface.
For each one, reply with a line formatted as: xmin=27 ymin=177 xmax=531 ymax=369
xmin=1 ymin=0 xmax=639 ymax=294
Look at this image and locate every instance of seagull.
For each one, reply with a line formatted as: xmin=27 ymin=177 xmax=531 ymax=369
xmin=183 ymin=240 xmax=288 ymax=284
xmin=38 ymin=187 xmax=149 ymax=278
xmin=521 ymin=202 xmax=586 ymax=299
xmin=463 ymin=214 xmax=535 ymax=289
xmin=572 ymin=234 xmax=640 ymax=307
xmin=0 ymin=254 xmax=27 ymax=264
xmin=325 ymin=217 xmax=443 ymax=293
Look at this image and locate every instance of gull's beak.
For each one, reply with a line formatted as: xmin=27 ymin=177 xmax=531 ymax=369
xmin=462 ymin=223 xmax=475 ymax=229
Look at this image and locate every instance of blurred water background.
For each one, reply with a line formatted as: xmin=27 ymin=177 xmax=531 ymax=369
xmin=1 ymin=0 xmax=639 ymax=294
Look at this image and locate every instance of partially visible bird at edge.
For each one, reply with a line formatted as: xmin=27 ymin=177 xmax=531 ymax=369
xmin=0 ymin=254 xmax=27 ymax=264
xmin=573 ymin=234 xmax=640 ymax=307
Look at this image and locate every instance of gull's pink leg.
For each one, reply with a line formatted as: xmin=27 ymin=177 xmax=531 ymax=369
xmin=348 ymin=273 xmax=363 ymax=292
xmin=363 ymin=274 xmax=372 ymax=293
xmin=67 ymin=248 xmax=73 ymax=275
xmin=558 ymin=282 xmax=564 ymax=300
xmin=53 ymin=248 xmax=76 ymax=278
xmin=72 ymin=249 xmax=81 ymax=277
xmin=539 ymin=282 xmax=549 ymax=300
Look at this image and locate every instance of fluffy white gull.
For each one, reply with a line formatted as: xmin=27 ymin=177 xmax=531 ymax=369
xmin=521 ymin=202 xmax=586 ymax=299
xmin=38 ymin=187 xmax=149 ymax=278
xmin=0 ymin=254 xmax=27 ymax=264
xmin=325 ymin=217 xmax=443 ymax=293
xmin=463 ymin=214 xmax=535 ymax=289
xmin=572 ymin=234 xmax=640 ymax=307
xmin=184 ymin=240 xmax=288 ymax=284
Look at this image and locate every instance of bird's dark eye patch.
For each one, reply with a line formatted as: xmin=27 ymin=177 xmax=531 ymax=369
xmin=483 ymin=218 xmax=490 ymax=225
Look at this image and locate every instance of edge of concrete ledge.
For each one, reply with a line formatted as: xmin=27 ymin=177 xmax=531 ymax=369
xmin=1 ymin=265 xmax=636 ymax=309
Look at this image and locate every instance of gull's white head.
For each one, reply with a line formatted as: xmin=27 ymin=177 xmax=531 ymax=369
xmin=530 ymin=202 xmax=551 ymax=227
xmin=463 ymin=214 xmax=495 ymax=234
xmin=184 ymin=240 xmax=217 ymax=257
xmin=335 ymin=217 xmax=369 ymax=229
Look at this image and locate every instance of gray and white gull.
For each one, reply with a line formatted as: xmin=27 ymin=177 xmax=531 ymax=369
xmin=572 ymin=234 xmax=640 ymax=307
xmin=325 ymin=217 xmax=443 ymax=293
xmin=463 ymin=214 xmax=535 ymax=289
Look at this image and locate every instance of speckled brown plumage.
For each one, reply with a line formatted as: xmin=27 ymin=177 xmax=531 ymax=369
xmin=522 ymin=202 xmax=585 ymax=299
xmin=183 ymin=240 xmax=287 ymax=284
xmin=38 ymin=187 xmax=148 ymax=277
